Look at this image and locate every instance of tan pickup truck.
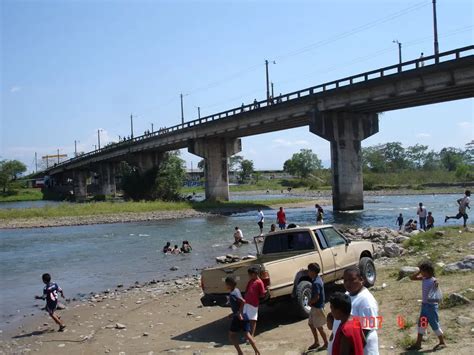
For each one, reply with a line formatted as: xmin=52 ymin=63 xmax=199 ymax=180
xmin=200 ymin=225 xmax=376 ymax=317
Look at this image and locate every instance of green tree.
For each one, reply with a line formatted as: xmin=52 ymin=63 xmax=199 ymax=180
xmin=383 ymin=142 xmax=408 ymax=171
xmin=406 ymin=144 xmax=429 ymax=169
xmin=239 ymin=159 xmax=254 ymax=183
xmin=362 ymin=145 xmax=386 ymax=172
xmin=0 ymin=159 xmax=27 ymax=193
xmin=439 ymin=147 xmax=464 ymax=171
xmin=229 ymin=155 xmax=243 ymax=172
xmin=155 ymin=151 xmax=186 ymax=201
xmin=283 ymin=149 xmax=322 ymax=178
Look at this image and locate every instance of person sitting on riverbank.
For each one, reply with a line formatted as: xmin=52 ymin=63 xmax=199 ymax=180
xmin=35 ymin=273 xmax=66 ymax=332
xmin=234 ymin=227 xmax=244 ymax=245
xmin=225 ymin=276 xmax=260 ymax=355
xmin=181 ymin=240 xmax=192 ymax=253
xmin=171 ymin=245 xmax=181 ymax=254
xmin=162 ymin=242 xmax=172 ymax=254
xmin=269 ymin=224 xmax=276 ymax=233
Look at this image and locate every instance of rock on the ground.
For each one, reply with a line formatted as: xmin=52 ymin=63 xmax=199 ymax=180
xmin=169 ymin=266 xmax=179 ymax=271
xmin=215 ymin=256 xmax=227 ymax=263
xmin=469 ymin=241 xmax=474 ymax=250
xmin=456 ymin=316 xmax=473 ymax=325
xmin=444 ymin=255 xmax=474 ymax=272
xmin=394 ymin=236 xmax=410 ymax=244
xmin=398 ymin=266 xmax=419 ymax=280
xmin=384 ymin=243 xmax=403 ymax=257
xmin=115 ymin=323 xmax=126 ymax=329
xmin=448 ymin=293 xmax=471 ymax=305
xmin=409 ymin=230 xmax=421 ymax=236
xmin=435 ymin=230 xmax=446 ymax=236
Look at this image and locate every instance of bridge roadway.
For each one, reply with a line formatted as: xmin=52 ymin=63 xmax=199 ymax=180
xmin=45 ymin=46 xmax=474 ymax=210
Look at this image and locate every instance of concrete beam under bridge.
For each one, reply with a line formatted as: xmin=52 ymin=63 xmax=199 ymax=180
xmin=311 ymin=110 xmax=379 ymax=211
xmin=189 ymin=138 xmax=242 ymax=201
xmin=99 ymin=162 xmax=118 ymax=196
xmin=73 ymin=170 xmax=88 ymax=202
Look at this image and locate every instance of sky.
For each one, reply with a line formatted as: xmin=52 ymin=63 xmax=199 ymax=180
xmin=1 ymin=0 xmax=473 ymax=172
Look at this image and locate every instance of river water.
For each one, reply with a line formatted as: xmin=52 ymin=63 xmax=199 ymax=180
xmin=0 ymin=193 xmax=464 ymax=330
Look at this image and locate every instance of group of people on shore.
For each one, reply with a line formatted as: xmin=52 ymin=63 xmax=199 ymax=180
xmin=396 ymin=190 xmax=471 ymax=232
xmin=162 ymin=240 xmax=192 ymax=254
xmin=225 ymin=259 xmax=445 ymax=354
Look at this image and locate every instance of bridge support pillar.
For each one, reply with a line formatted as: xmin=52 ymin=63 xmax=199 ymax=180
xmin=310 ymin=111 xmax=379 ymax=211
xmin=135 ymin=152 xmax=162 ymax=173
xmin=100 ymin=163 xmax=117 ymax=196
xmin=73 ymin=170 xmax=88 ymax=202
xmin=189 ymin=138 xmax=242 ymax=201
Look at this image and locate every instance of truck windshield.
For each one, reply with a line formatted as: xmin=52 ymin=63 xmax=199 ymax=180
xmin=262 ymin=231 xmax=314 ymax=254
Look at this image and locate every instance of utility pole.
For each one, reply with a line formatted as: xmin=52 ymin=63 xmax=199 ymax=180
xmin=130 ymin=114 xmax=134 ymax=139
xmin=151 ymin=123 xmax=154 ymax=133
xmin=197 ymin=106 xmax=201 ymax=119
xmin=97 ymin=129 xmax=101 ymax=150
xmin=57 ymin=149 xmax=60 ymax=164
xmin=271 ymin=82 xmax=274 ymax=99
xmin=74 ymin=140 xmax=78 ymax=157
xmin=432 ymin=0 xmax=439 ymax=61
xmin=180 ymin=93 xmax=184 ymax=124
xmin=35 ymin=152 xmax=38 ymax=172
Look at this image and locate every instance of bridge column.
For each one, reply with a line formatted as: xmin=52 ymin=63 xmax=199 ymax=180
xmin=73 ymin=170 xmax=88 ymax=202
xmin=100 ymin=163 xmax=117 ymax=196
xmin=189 ymin=138 xmax=242 ymax=201
xmin=135 ymin=152 xmax=162 ymax=173
xmin=310 ymin=111 xmax=378 ymax=211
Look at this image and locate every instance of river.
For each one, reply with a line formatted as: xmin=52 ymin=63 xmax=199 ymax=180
xmin=0 ymin=193 xmax=463 ymax=330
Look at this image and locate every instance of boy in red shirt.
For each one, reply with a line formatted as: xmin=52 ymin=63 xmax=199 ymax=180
xmin=330 ymin=292 xmax=365 ymax=355
xmin=243 ymin=266 xmax=266 ymax=337
xmin=276 ymin=207 xmax=286 ymax=230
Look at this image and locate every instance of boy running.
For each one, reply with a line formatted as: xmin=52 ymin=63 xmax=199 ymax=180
xmin=35 ymin=273 xmax=66 ymax=332
xmin=445 ymin=190 xmax=471 ymax=227
xmin=225 ymin=277 xmax=260 ymax=355
xmin=243 ymin=266 xmax=266 ymax=337
xmin=307 ymin=263 xmax=328 ymax=351
xmin=408 ymin=261 xmax=446 ymax=351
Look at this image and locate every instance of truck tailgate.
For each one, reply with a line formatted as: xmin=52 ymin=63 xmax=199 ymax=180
xmin=201 ymin=259 xmax=258 ymax=295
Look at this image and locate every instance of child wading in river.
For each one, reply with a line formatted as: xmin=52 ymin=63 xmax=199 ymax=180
xmin=35 ymin=273 xmax=66 ymax=331
xmin=408 ymin=261 xmax=446 ymax=351
xmin=225 ymin=277 xmax=260 ymax=355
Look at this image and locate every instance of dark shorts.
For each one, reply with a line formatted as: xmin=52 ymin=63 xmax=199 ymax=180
xmin=46 ymin=301 xmax=58 ymax=315
xmin=257 ymin=221 xmax=264 ymax=229
xmin=230 ymin=316 xmax=251 ymax=333
xmin=456 ymin=212 xmax=468 ymax=220
xmin=278 ymin=223 xmax=286 ymax=229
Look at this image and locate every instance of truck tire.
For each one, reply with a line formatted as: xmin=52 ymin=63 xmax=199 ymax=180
xmin=294 ymin=280 xmax=312 ymax=318
xmin=359 ymin=257 xmax=376 ymax=287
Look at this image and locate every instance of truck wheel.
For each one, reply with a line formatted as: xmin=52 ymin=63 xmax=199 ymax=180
xmin=294 ymin=281 xmax=312 ymax=318
xmin=359 ymin=257 xmax=376 ymax=287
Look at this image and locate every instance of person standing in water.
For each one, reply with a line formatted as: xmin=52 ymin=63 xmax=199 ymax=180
xmin=257 ymin=208 xmax=265 ymax=236
xmin=276 ymin=207 xmax=286 ymax=230
xmin=315 ymin=204 xmax=324 ymax=225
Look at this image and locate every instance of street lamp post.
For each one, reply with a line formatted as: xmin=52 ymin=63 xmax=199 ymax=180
xmin=97 ymin=129 xmax=102 ymax=150
xmin=197 ymin=106 xmax=201 ymax=119
xmin=150 ymin=123 xmax=154 ymax=133
xmin=180 ymin=93 xmax=184 ymax=124
xmin=432 ymin=0 xmax=439 ymax=61
xmin=265 ymin=60 xmax=276 ymax=102
xmin=393 ymin=40 xmax=402 ymax=65
xmin=130 ymin=114 xmax=134 ymax=139
xmin=74 ymin=140 xmax=78 ymax=157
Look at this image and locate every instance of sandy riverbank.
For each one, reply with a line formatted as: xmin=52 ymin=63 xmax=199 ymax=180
xmin=0 ymin=199 xmax=327 ymax=230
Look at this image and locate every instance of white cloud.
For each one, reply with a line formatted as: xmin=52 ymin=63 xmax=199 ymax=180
xmin=10 ymin=86 xmax=21 ymax=93
xmin=458 ymin=121 xmax=472 ymax=128
xmin=416 ymin=133 xmax=431 ymax=138
xmin=272 ymin=138 xmax=310 ymax=148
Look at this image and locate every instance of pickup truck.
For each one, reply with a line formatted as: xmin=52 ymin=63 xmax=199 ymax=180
xmin=200 ymin=225 xmax=376 ymax=317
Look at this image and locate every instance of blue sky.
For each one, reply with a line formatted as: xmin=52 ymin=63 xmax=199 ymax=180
xmin=1 ymin=0 xmax=473 ymax=172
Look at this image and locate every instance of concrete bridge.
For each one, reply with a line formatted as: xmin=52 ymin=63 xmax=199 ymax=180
xmin=44 ymin=46 xmax=474 ymax=210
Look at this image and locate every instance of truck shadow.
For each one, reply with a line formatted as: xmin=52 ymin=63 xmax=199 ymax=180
xmin=172 ymin=283 xmax=346 ymax=345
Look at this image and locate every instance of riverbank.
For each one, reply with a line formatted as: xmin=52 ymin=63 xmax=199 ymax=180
xmin=1 ymin=227 xmax=472 ymax=354
xmin=0 ymin=198 xmax=318 ymax=229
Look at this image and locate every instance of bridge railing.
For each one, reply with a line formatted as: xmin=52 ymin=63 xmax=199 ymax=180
xmin=48 ymin=45 xmax=474 ymax=171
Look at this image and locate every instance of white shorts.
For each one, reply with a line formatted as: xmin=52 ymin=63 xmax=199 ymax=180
xmin=243 ymin=303 xmax=259 ymax=321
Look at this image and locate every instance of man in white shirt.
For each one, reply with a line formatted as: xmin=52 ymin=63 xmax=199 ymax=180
xmin=445 ymin=190 xmax=471 ymax=227
xmin=257 ymin=208 xmax=265 ymax=236
xmin=417 ymin=202 xmax=428 ymax=231
xmin=330 ymin=267 xmax=380 ymax=355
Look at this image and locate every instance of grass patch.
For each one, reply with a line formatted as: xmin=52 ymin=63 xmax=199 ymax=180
xmin=0 ymin=198 xmax=306 ymax=220
xmin=397 ymin=334 xmax=416 ymax=349
xmin=0 ymin=188 xmax=43 ymax=202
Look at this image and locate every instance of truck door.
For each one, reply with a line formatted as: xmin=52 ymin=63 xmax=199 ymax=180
xmin=321 ymin=227 xmax=355 ymax=279
xmin=313 ymin=229 xmax=337 ymax=282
